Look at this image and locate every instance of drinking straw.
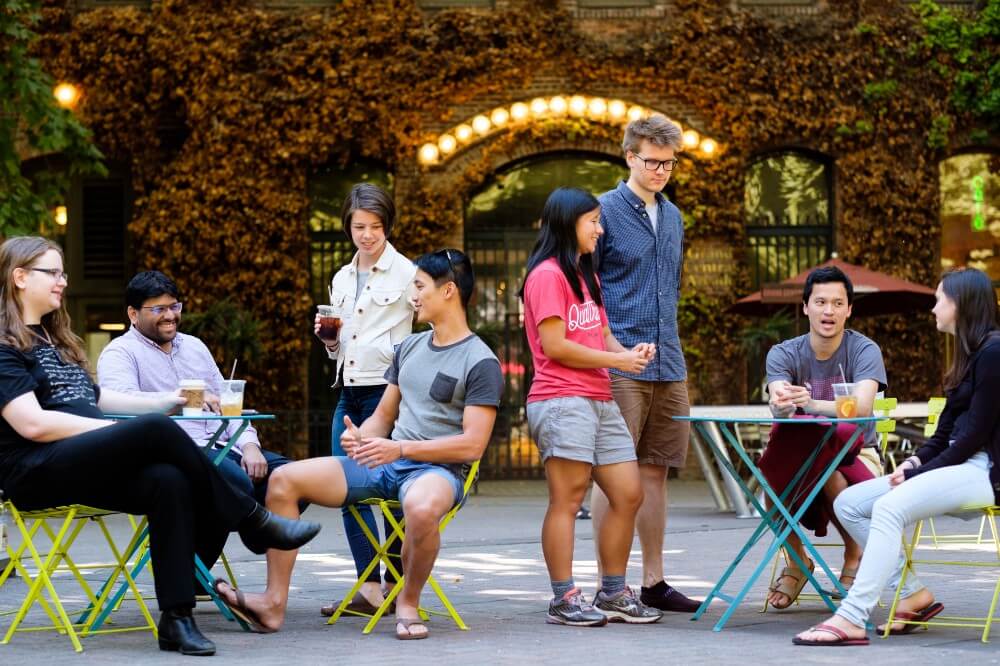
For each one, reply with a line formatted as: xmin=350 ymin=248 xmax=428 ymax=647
xmin=229 ymin=359 xmax=238 ymax=381
xmin=838 ymin=363 xmax=847 ymax=385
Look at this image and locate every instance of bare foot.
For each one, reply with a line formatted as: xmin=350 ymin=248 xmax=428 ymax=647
xmin=359 ymin=581 xmax=386 ymax=608
xmin=795 ymin=615 xmax=866 ymax=643
xmin=215 ymin=580 xmax=286 ymax=632
xmin=877 ymin=589 xmax=936 ymax=634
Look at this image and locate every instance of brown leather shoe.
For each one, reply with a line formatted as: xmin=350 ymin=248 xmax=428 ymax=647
xmin=320 ymin=597 xmax=395 ymax=617
xmin=639 ymin=581 xmax=701 ymax=613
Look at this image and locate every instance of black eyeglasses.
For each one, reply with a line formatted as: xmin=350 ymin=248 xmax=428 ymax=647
xmin=632 ymin=153 xmax=679 ymax=172
xmin=29 ymin=267 xmax=69 ymax=281
xmin=140 ymin=302 xmax=183 ymax=316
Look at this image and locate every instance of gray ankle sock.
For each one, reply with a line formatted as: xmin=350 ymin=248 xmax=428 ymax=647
xmin=551 ymin=579 xmax=575 ymax=601
xmin=601 ymin=575 xmax=627 ymax=597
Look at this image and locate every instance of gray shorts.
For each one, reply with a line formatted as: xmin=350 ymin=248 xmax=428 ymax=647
xmin=527 ymin=396 xmax=638 ymax=467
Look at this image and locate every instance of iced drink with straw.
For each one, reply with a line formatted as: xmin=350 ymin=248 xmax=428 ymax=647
xmin=833 ymin=382 xmax=859 ymax=418
xmin=220 ymin=379 xmax=246 ymax=417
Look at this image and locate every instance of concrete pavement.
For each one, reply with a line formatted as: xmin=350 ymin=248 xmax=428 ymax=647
xmin=2 ymin=480 xmax=998 ymax=664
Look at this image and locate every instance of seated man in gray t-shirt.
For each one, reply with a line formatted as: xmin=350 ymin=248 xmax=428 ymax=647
xmin=761 ymin=265 xmax=887 ymax=612
xmin=213 ymin=249 xmax=502 ymax=641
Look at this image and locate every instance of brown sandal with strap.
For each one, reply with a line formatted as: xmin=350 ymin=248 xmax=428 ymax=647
xmin=396 ymin=617 xmax=429 ymax=640
xmin=769 ymin=560 xmax=814 ymax=610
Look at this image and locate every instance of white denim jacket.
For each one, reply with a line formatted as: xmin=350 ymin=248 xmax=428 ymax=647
xmin=326 ymin=241 xmax=415 ymax=387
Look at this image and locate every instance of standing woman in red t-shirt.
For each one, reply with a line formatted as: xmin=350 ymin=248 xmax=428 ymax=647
xmin=519 ymin=187 xmax=662 ymax=627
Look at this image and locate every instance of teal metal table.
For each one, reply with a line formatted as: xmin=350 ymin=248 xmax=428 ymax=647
xmin=83 ymin=413 xmax=275 ymax=633
xmin=674 ymin=413 xmax=881 ymax=632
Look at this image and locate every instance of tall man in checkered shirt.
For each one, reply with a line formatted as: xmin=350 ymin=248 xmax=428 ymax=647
xmin=590 ymin=115 xmax=699 ymax=613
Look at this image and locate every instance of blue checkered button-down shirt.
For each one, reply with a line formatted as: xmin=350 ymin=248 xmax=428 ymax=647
xmin=595 ymin=181 xmax=687 ymax=382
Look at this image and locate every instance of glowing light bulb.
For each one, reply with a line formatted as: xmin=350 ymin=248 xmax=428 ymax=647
xmin=627 ymin=105 xmax=645 ymax=121
xmin=549 ymin=96 xmax=568 ymax=115
xmin=530 ymin=97 xmax=548 ymax=116
xmin=438 ymin=134 xmax=457 ymax=154
xmin=455 ymin=124 xmax=473 ymax=142
xmin=700 ymin=138 xmax=717 ymax=155
xmin=53 ymin=83 xmax=80 ymax=109
xmin=682 ymin=130 xmax=700 ymax=149
xmin=510 ymin=102 xmax=529 ymax=121
xmin=419 ymin=143 xmax=440 ymax=165
xmin=490 ymin=108 xmax=510 ymax=127
xmin=588 ymin=97 xmax=607 ymax=118
xmin=608 ymin=100 xmax=626 ymax=119
xmin=54 ymin=206 xmax=68 ymax=226
xmin=569 ymin=95 xmax=587 ymax=117
xmin=472 ymin=115 xmax=491 ymax=135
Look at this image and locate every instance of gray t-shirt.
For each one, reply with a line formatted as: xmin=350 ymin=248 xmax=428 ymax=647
xmin=384 ymin=330 xmax=503 ymax=480
xmin=766 ymin=330 xmax=887 ymax=447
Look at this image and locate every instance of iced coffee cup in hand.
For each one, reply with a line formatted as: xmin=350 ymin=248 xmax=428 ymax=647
xmin=179 ymin=379 xmax=207 ymax=416
xmin=833 ymin=382 xmax=859 ymax=418
xmin=317 ymin=305 xmax=341 ymax=344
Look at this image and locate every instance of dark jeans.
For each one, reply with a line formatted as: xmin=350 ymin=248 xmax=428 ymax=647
xmin=206 ymin=446 xmax=291 ymax=567
xmin=2 ymin=414 xmax=256 ymax=612
xmin=332 ymin=383 xmax=401 ymax=585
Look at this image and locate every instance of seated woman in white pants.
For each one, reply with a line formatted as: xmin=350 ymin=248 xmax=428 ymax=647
xmin=794 ymin=267 xmax=1000 ymax=646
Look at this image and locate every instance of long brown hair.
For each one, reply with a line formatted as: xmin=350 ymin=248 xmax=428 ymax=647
xmin=941 ymin=267 xmax=1000 ymax=392
xmin=0 ymin=237 xmax=89 ymax=367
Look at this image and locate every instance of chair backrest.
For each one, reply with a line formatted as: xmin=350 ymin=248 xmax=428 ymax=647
xmin=924 ymin=397 xmax=947 ymax=438
xmin=873 ymin=396 xmax=897 ymax=459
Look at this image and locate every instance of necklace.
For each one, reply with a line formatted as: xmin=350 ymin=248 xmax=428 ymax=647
xmin=30 ymin=324 xmax=53 ymax=346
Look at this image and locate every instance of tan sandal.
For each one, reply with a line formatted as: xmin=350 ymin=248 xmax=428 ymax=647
xmin=832 ymin=566 xmax=858 ymax=599
xmin=769 ymin=560 xmax=814 ymax=610
xmin=396 ymin=617 xmax=428 ymax=640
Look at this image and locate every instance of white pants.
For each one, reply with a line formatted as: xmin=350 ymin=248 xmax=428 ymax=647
xmin=833 ymin=452 xmax=994 ymax=627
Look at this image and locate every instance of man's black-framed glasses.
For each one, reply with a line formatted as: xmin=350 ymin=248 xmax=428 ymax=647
xmin=632 ymin=153 xmax=679 ymax=172
xmin=140 ymin=302 xmax=183 ymax=316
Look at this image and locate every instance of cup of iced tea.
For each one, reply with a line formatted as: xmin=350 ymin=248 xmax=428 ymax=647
xmin=317 ymin=305 xmax=342 ymax=344
xmin=220 ymin=379 xmax=246 ymax=417
xmin=833 ymin=382 xmax=859 ymax=418
xmin=179 ymin=378 xmax=207 ymax=416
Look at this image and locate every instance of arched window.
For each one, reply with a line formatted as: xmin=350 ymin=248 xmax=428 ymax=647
xmin=940 ymin=152 xmax=999 ymax=291
xmin=744 ymin=151 xmax=833 ymax=288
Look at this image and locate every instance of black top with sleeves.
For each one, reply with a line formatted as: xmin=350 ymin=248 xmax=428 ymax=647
xmin=904 ymin=335 xmax=1000 ymax=504
xmin=0 ymin=332 xmax=102 ymax=487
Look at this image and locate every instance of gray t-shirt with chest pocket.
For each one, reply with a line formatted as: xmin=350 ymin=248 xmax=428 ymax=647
xmin=384 ymin=330 xmax=503 ymax=480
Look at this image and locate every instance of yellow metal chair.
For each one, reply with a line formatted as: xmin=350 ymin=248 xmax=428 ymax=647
xmin=0 ymin=500 xmax=156 ymax=652
xmin=885 ymin=506 xmax=1000 ymax=642
xmin=327 ymin=461 xmax=480 ymax=634
xmin=761 ymin=397 xmax=897 ymax=612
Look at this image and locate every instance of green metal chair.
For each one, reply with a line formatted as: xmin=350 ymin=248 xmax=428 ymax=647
xmin=327 ymin=460 xmax=480 ymax=634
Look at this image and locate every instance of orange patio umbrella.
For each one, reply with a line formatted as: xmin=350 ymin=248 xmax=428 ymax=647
xmin=729 ymin=257 xmax=936 ymax=318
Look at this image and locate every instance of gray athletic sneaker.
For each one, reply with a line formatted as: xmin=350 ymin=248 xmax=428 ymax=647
xmin=546 ymin=588 xmax=608 ymax=627
xmin=595 ymin=587 xmax=664 ymax=624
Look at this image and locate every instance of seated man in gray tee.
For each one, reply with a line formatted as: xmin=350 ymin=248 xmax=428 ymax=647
xmin=761 ymin=265 xmax=887 ymax=611
xmin=213 ymin=249 xmax=502 ymax=641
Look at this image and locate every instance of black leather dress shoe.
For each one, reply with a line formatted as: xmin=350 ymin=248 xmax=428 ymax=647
xmin=158 ymin=609 xmax=216 ymax=656
xmin=238 ymin=505 xmax=322 ymax=555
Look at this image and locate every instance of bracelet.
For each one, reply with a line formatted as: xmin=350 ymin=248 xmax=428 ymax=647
xmin=398 ymin=442 xmax=404 ymax=459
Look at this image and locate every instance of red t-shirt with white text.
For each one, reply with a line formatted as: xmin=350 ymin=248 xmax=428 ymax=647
xmin=524 ymin=258 xmax=613 ymax=403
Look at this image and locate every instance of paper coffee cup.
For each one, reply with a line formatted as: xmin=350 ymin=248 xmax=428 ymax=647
xmin=179 ymin=379 xmax=207 ymax=416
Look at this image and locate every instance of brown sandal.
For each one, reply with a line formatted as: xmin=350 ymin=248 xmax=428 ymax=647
xmin=832 ymin=566 xmax=858 ymax=599
xmin=769 ymin=560 xmax=814 ymax=610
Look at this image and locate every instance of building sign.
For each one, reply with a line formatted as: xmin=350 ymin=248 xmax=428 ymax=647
xmin=684 ymin=240 xmax=736 ymax=295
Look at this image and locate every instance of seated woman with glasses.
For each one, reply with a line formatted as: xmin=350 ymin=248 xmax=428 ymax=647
xmin=0 ymin=236 xmax=321 ymax=657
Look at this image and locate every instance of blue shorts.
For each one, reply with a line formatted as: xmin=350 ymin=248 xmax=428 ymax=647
xmin=338 ymin=456 xmax=464 ymax=507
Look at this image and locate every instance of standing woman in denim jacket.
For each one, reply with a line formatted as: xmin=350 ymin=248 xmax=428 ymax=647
xmin=314 ymin=183 xmax=416 ymax=616
xmin=793 ymin=267 xmax=1000 ymax=646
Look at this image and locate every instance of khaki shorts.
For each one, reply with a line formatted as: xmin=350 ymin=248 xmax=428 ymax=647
xmin=526 ymin=396 xmax=637 ymax=467
xmin=610 ymin=375 xmax=690 ymax=468
xmin=857 ymin=446 xmax=883 ymax=478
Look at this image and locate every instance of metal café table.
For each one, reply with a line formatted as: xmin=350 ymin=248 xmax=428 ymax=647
xmin=674 ymin=413 xmax=881 ymax=632
xmin=689 ymin=403 xmax=929 ymax=517
xmin=83 ymin=413 xmax=275 ymax=633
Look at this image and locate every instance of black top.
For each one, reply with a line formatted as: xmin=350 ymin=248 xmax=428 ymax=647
xmin=904 ymin=335 xmax=1000 ymax=503
xmin=0 ymin=330 xmax=102 ymax=478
